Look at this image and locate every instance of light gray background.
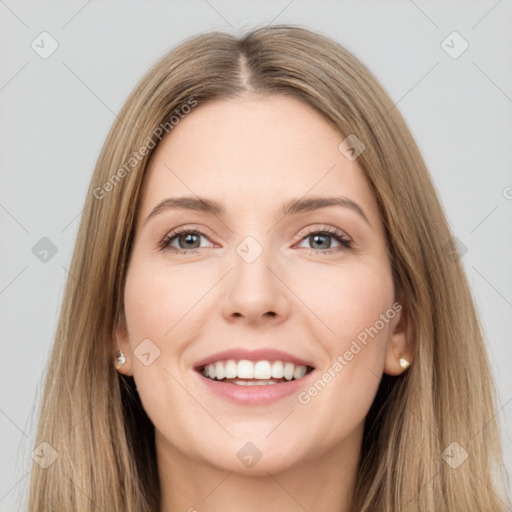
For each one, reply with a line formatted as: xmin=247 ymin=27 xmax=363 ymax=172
xmin=1 ymin=1 xmax=511 ymax=509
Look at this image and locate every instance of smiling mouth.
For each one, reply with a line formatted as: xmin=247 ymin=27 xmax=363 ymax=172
xmin=197 ymin=359 xmax=314 ymax=386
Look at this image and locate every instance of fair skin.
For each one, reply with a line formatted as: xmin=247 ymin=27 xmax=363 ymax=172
xmin=114 ymin=94 xmax=413 ymax=512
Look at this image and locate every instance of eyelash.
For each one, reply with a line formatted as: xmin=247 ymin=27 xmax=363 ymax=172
xmin=159 ymin=225 xmax=352 ymax=256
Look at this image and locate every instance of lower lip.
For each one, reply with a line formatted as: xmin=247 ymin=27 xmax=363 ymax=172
xmin=195 ymin=371 xmax=315 ymax=405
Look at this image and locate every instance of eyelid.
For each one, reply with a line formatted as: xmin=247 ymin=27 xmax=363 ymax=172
xmin=164 ymin=224 xmax=216 ymax=239
xmin=159 ymin=223 xmax=352 ymax=254
xmin=293 ymin=224 xmax=352 ymax=253
xmin=295 ymin=224 xmax=351 ymax=241
xmin=158 ymin=224 xmax=217 ymax=251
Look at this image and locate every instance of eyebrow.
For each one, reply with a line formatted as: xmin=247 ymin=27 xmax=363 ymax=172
xmin=143 ymin=195 xmax=370 ymax=226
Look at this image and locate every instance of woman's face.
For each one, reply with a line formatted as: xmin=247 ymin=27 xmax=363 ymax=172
xmin=115 ymin=94 xmax=410 ymax=475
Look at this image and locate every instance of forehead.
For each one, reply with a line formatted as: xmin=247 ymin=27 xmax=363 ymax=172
xmin=139 ymin=94 xmax=380 ymax=226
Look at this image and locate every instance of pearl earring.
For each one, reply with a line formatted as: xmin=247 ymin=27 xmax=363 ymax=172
xmin=114 ymin=350 xmax=126 ymax=369
xmin=399 ymin=357 xmax=410 ymax=370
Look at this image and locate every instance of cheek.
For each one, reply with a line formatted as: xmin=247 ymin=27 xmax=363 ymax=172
xmin=336 ymin=270 xmax=394 ymax=374
xmin=123 ymin=261 xmax=206 ymax=342
xmin=122 ymin=264 xmax=193 ymax=404
xmin=298 ymin=260 xmax=394 ymax=348
xmin=294 ymin=264 xmax=394 ymax=429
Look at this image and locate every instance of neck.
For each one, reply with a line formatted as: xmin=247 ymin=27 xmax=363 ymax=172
xmin=156 ymin=430 xmax=362 ymax=512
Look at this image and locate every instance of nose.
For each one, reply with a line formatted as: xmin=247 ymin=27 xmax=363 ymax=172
xmin=220 ymin=246 xmax=291 ymax=326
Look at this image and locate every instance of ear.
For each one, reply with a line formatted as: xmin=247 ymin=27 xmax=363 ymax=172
xmin=112 ymin=310 xmax=133 ymax=377
xmin=383 ymin=300 xmax=415 ymax=376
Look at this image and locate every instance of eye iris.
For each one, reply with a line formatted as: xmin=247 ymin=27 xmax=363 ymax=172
xmin=179 ymin=233 xmax=200 ymax=249
xmin=166 ymin=229 xmax=344 ymax=252
xmin=310 ymin=233 xmax=331 ymax=249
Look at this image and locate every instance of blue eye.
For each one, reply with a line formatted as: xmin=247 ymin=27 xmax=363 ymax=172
xmin=160 ymin=228 xmax=210 ymax=253
xmin=159 ymin=226 xmax=352 ymax=255
xmin=297 ymin=229 xmax=352 ymax=253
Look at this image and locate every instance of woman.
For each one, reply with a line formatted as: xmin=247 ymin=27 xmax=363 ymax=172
xmin=27 ymin=24 xmax=510 ymax=511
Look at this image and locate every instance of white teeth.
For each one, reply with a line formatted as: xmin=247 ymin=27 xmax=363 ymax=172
xmin=201 ymin=359 xmax=310 ymax=382
xmin=232 ymin=379 xmax=279 ymax=386
xmin=271 ymin=360 xmax=284 ymax=378
xmin=254 ymin=361 xmax=271 ymax=379
xmin=237 ymin=360 xmax=254 ymax=379
xmin=283 ymin=362 xmax=295 ymax=381
xmin=215 ymin=361 xmax=225 ymax=380
xmin=293 ymin=365 xmax=307 ymax=380
xmin=225 ymin=359 xmax=237 ymax=379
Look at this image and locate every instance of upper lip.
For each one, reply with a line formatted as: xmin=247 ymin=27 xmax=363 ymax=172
xmin=194 ymin=348 xmax=315 ymax=370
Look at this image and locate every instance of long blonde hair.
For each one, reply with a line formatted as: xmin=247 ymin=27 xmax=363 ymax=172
xmin=27 ymin=24 xmax=510 ymax=511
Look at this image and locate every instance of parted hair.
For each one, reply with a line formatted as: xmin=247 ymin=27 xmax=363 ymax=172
xmin=27 ymin=24 xmax=510 ymax=511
